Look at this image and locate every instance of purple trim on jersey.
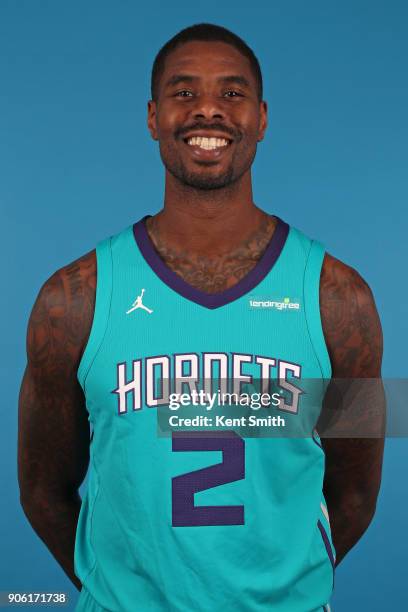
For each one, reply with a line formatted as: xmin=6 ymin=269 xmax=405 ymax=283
xmin=317 ymin=519 xmax=336 ymax=590
xmin=312 ymin=430 xmax=323 ymax=449
xmin=133 ymin=214 xmax=290 ymax=310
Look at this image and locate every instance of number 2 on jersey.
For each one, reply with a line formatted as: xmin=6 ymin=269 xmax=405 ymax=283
xmin=171 ymin=431 xmax=245 ymax=527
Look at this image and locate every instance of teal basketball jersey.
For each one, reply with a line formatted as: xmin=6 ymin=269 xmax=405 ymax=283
xmin=74 ymin=214 xmax=335 ymax=612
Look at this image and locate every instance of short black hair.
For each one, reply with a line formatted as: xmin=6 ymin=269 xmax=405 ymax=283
xmin=151 ymin=23 xmax=263 ymax=102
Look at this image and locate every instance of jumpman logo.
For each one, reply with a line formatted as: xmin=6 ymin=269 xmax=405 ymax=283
xmin=126 ymin=288 xmax=153 ymax=315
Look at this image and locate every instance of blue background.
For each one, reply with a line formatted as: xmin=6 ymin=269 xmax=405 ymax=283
xmin=1 ymin=0 xmax=407 ymax=609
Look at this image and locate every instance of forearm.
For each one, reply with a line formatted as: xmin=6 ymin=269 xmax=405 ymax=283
xmin=21 ymin=491 xmax=83 ymax=591
xmin=324 ymin=492 xmax=376 ymax=566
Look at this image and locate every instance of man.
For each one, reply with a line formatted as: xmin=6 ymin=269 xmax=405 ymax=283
xmin=18 ymin=23 xmax=384 ymax=612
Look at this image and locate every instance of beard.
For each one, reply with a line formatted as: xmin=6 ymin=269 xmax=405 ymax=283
xmin=159 ymin=140 xmax=256 ymax=191
xmin=165 ymin=160 xmax=236 ymax=190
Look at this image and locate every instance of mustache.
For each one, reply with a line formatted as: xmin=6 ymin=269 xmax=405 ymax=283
xmin=175 ymin=122 xmax=239 ymax=141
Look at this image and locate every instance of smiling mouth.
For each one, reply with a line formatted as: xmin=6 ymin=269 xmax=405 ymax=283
xmin=183 ymin=136 xmax=232 ymax=150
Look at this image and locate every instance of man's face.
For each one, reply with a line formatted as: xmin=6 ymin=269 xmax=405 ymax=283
xmin=148 ymin=41 xmax=267 ymax=190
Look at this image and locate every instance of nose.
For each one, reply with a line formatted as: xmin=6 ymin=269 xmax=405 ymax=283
xmin=191 ymin=94 xmax=225 ymax=121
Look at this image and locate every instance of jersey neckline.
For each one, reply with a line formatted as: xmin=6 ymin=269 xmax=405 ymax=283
xmin=132 ymin=214 xmax=290 ymax=310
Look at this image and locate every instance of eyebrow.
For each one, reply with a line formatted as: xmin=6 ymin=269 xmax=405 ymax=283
xmin=164 ymin=74 xmax=251 ymax=89
xmin=219 ymin=75 xmax=251 ymax=88
xmin=165 ymin=74 xmax=196 ymax=88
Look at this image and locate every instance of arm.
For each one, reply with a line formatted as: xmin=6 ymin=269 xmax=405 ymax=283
xmin=18 ymin=250 xmax=96 ymax=590
xmin=318 ymin=253 xmax=385 ymax=567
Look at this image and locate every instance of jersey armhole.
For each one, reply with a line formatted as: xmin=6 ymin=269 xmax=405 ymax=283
xmin=303 ymin=240 xmax=332 ymax=380
xmin=77 ymin=237 xmax=113 ymax=394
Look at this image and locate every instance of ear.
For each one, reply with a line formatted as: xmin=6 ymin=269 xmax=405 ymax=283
xmin=147 ymin=100 xmax=158 ymax=141
xmin=257 ymin=100 xmax=268 ymax=142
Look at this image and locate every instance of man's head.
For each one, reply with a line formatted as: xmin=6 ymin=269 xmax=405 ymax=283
xmin=147 ymin=23 xmax=267 ymax=191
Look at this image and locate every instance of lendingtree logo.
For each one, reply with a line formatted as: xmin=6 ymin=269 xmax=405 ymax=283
xmin=249 ymin=296 xmax=301 ymax=310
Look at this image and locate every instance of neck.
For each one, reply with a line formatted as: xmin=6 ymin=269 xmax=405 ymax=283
xmin=149 ymin=170 xmax=271 ymax=256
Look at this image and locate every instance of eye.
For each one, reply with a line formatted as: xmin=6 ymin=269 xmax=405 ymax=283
xmin=175 ymin=90 xmax=194 ymax=97
xmin=224 ymin=90 xmax=243 ymax=98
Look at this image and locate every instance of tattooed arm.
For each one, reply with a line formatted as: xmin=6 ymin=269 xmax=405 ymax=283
xmin=18 ymin=251 xmax=96 ymax=590
xmin=318 ymin=253 xmax=385 ymax=566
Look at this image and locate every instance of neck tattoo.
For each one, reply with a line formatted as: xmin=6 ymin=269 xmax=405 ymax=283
xmin=145 ymin=214 xmax=277 ymax=294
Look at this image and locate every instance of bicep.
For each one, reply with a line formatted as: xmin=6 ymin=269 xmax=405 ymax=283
xmin=319 ymin=254 xmax=385 ymax=501
xmin=18 ymin=267 xmax=93 ymax=505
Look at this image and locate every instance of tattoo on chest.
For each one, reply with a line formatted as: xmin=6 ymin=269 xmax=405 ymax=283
xmin=145 ymin=215 xmax=277 ymax=294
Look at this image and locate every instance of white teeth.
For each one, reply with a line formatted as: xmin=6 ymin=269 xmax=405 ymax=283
xmin=187 ymin=136 xmax=229 ymax=150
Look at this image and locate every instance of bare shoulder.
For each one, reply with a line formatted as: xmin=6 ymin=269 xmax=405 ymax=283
xmin=27 ymin=249 xmax=96 ymax=373
xmin=320 ymin=253 xmax=383 ymax=377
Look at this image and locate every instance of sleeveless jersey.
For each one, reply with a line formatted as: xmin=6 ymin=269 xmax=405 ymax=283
xmin=74 ymin=214 xmax=336 ymax=612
